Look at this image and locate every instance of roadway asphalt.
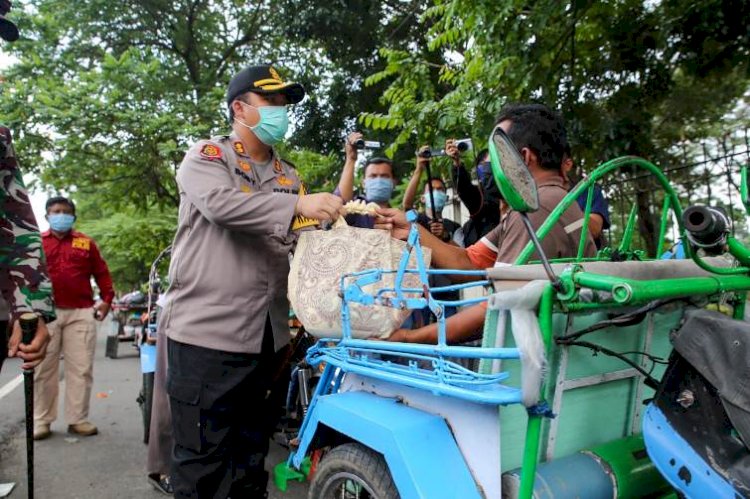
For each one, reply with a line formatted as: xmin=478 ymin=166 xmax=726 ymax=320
xmin=0 ymin=317 xmax=307 ymax=498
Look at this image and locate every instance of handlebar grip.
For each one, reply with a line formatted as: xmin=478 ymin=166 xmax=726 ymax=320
xmin=19 ymin=312 xmax=39 ymax=345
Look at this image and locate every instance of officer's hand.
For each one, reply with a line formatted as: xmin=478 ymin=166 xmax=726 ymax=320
xmin=296 ymin=193 xmax=343 ymax=222
xmin=93 ymin=301 xmax=111 ymax=322
xmin=416 ymin=145 xmax=431 ymax=168
xmin=8 ymin=318 xmax=50 ymax=370
xmin=345 ymin=132 xmax=363 ymax=162
xmin=374 ymin=207 xmax=409 ymax=240
xmin=445 ymin=139 xmax=460 ymax=165
xmin=429 ymin=220 xmax=445 ymax=239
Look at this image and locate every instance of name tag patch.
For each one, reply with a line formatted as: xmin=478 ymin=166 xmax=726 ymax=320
xmin=72 ymin=238 xmax=90 ymax=251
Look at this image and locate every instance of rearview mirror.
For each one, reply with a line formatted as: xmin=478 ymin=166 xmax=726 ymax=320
xmin=488 ymin=125 xmax=539 ymax=212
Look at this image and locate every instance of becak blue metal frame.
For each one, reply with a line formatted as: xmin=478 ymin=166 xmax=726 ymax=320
xmin=286 ymin=211 xmax=533 ymax=497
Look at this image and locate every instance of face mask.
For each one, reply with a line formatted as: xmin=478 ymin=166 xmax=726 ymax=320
xmin=236 ymin=103 xmax=289 ymax=145
xmin=477 ymin=161 xmax=492 ymax=185
xmin=425 ymin=190 xmax=447 ymax=215
xmin=48 ymin=213 xmax=75 ymax=232
xmin=481 ymin=174 xmax=503 ymax=208
xmin=364 ymin=178 xmax=393 ymax=203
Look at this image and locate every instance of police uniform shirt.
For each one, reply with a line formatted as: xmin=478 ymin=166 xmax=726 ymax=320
xmin=160 ymin=132 xmax=316 ymax=354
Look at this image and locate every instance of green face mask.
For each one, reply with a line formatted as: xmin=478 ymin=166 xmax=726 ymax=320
xmin=237 ymin=103 xmax=289 ymax=145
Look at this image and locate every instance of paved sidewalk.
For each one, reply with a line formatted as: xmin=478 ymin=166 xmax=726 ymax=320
xmin=0 ymin=318 xmax=307 ymax=498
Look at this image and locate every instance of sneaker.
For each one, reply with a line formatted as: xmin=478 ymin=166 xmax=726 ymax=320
xmin=33 ymin=423 xmax=51 ymax=441
xmin=67 ymin=421 xmax=98 ymax=436
xmin=147 ymin=474 xmax=173 ymax=496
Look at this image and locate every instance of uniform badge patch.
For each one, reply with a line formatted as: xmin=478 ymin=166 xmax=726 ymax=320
xmin=291 ymin=185 xmax=320 ymax=231
xmin=72 ymin=238 xmax=90 ymax=251
xmin=239 ymin=161 xmax=251 ymax=172
xmin=273 ymin=159 xmax=283 ymax=174
xmin=233 ymin=142 xmax=246 ymax=155
xmin=200 ymin=144 xmax=222 ymax=160
xmin=277 ymin=175 xmax=294 ymax=187
xmin=241 ymin=185 xmax=252 ymax=193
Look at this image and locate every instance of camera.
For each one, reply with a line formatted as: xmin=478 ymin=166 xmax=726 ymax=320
xmin=455 ymin=138 xmax=473 ymax=152
xmin=417 ymin=138 xmax=473 ymax=159
xmin=418 ymin=148 xmax=445 ymax=159
xmin=355 ymin=139 xmax=382 ymax=150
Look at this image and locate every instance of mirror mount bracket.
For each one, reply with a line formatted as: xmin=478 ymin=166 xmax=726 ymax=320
xmin=741 ymin=165 xmax=750 ymax=216
xmin=520 ymin=213 xmax=563 ymax=292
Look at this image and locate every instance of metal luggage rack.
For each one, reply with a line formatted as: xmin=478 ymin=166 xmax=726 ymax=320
xmin=304 ymin=211 xmax=527 ymax=406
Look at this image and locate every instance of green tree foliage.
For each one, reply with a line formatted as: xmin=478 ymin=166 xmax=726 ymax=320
xmin=2 ymin=0 xmax=749 ymax=283
xmin=75 ymin=204 xmax=178 ymax=291
xmin=0 ymin=0 xmax=425 ymax=288
xmin=360 ymin=0 xmax=750 ymax=252
xmin=0 ymin=0 xmax=294 ymax=209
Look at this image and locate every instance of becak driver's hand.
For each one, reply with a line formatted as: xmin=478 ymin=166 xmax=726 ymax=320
xmin=374 ymin=207 xmax=409 ymax=240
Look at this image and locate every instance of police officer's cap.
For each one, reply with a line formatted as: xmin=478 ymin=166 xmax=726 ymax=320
xmin=0 ymin=0 xmax=19 ymax=42
xmin=226 ymin=65 xmax=305 ymax=106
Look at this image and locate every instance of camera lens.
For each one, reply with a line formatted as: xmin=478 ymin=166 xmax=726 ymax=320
xmin=419 ymin=149 xmax=432 ymax=159
xmin=457 ymin=142 xmax=469 ymax=152
xmin=354 ymin=139 xmax=365 ymax=149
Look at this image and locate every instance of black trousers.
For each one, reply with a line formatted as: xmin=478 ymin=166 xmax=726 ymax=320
xmin=167 ymin=321 xmax=289 ymax=499
xmin=0 ymin=320 xmax=8 ymax=373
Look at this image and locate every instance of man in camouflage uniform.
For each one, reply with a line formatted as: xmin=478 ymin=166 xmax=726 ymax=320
xmin=0 ymin=0 xmax=55 ymax=373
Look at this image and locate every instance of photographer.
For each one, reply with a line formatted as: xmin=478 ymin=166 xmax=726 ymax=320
xmin=334 ymin=131 xmax=361 ymax=204
xmin=402 ymin=146 xmax=461 ymax=244
xmin=334 ymin=132 xmax=395 ymax=229
xmin=448 ymin=141 xmax=502 ymax=246
xmin=402 ymin=147 xmax=461 ymax=323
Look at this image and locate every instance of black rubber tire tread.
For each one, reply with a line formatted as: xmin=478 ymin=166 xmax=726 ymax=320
xmin=140 ymin=372 xmax=154 ymax=444
xmin=308 ymin=443 xmax=399 ymax=499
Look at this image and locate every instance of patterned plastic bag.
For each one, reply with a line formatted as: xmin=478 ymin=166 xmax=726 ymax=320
xmin=289 ymin=220 xmax=430 ymax=339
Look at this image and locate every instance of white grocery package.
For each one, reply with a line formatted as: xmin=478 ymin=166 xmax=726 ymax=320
xmin=289 ymin=219 xmax=431 ymax=339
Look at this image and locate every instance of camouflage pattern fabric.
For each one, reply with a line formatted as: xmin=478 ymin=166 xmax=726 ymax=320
xmin=0 ymin=126 xmax=55 ymax=323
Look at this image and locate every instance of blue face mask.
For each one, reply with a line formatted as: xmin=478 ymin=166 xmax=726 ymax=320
xmin=237 ymin=104 xmax=289 ymax=145
xmin=364 ymin=178 xmax=393 ymax=203
xmin=425 ymin=190 xmax=447 ymax=215
xmin=477 ymin=161 xmax=492 ymax=184
xmin=48 ymin=213 xmax=75 ymax=232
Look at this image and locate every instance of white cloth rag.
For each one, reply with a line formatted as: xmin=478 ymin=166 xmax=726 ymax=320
xmin=487 ymin=280 xmax=548 ymax=407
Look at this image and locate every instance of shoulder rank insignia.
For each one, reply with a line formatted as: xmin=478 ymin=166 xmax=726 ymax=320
xmin=239 ymin=160 xmax=252 ymax=172
xmin=200 ymin=144 xmax=222 ymax=160
xmin=72 ymin=237 xmax=91 ymax=251
xmin=273 ymin=159 xmax=283 ymax=174
xmin=233 ymin=142 xmax=247 ymax=156
xmin=277 ymin=175 xmax=294 ymax=187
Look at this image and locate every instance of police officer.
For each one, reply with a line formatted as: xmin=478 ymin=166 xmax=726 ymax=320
xmin=0 ymin=0 xmax=54 ymax=374
xmin=159 ymin=64 xmax=342 ymax=498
